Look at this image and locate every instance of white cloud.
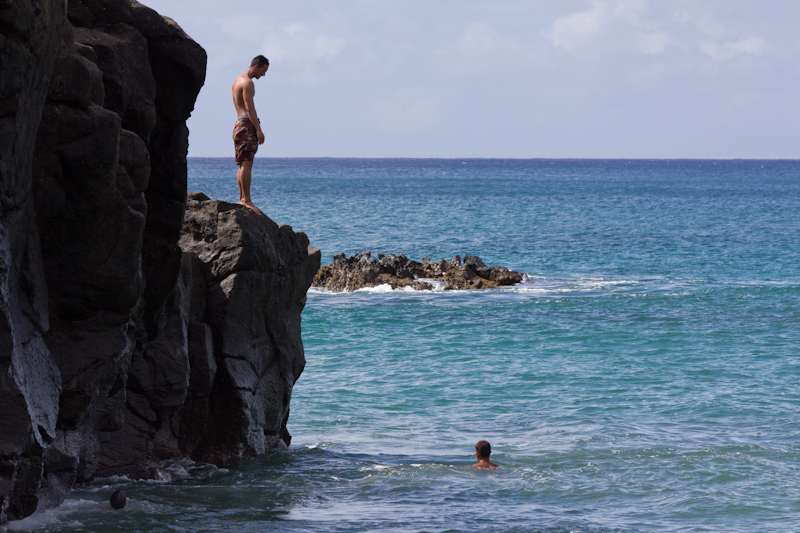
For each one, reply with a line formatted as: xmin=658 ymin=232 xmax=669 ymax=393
xmin=364 ymin=89 xmax=445 ymax=133
xmin=546 ymin=1 xmax=771 ymax=66
xmin=637 ymin=30 xmax=670 ymax=55
xmin=612 ymin=0 xmax=647 ymax=22
xmin=263 ymin=23 xmax=347 ymax=68
xmin=549 ymin=2 xmax=606 ymax=53
xmin=431 ymin=22 xmax=532 ymax=77
xmin=547 ymin=0 xmax=650 ymax=55
xmin=459 ymin=23 xmax=507 ymax=54
xmin=700 ymin=37 xmax=767 ymax=60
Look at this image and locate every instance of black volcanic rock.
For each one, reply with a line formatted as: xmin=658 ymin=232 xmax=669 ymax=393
xmin=0 ymin=0 xmax=67 ymax=523
xmin=314 ymin=252 xmax=526 ymax=292
xmin=1 ymin=0 xmax=319 ymax=525
xmin=24 ymin=0 xmax=207 ymax=510
xmin=179 ymin=192 xmax=320 ymax=463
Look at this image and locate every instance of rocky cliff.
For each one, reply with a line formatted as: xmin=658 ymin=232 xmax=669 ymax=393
xmin=0 ymin=0 xmax=320 ymax=524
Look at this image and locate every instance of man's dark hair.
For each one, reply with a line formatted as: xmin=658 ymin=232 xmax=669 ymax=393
xmin=110 ymin=490 xmax=127 ymax=510
xmin=251 ymin=55 xmax=270 ymax=68
xmin=475 ymin=440 xmax=491 ymax=458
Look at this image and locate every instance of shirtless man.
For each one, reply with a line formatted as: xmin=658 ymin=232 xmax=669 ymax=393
xmin=232 ymin=55 xmax=269 ymax=214
xmin=473 ymin=440 xmax=499 ymax=468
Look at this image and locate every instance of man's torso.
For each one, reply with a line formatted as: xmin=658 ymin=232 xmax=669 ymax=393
xmin=232 ymin=75 xmax=253 ymax=116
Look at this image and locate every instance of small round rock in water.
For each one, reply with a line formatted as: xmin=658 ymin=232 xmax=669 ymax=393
xmin=110 ymin=490 xmax=127 ymax=510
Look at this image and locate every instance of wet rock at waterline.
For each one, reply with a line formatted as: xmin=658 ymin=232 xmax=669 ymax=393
xmin=313 ymin=251 xmax=525 ymax=292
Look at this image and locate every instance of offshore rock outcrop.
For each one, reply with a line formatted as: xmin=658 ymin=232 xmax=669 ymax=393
xmin=0 ymin=0 xmax=319 ymax=524
xmin=314 ymin=251 xmax=525 ymax=292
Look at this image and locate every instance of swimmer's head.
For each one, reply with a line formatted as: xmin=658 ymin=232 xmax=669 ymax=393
xmin=475 ymin=440 xmax=491 ymax=459
xmin=110 ymin=490 xmax=127 ymax=510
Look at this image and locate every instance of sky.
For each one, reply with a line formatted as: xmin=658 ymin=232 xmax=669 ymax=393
xmin=141 ymin=0 xmax=799 ymax=159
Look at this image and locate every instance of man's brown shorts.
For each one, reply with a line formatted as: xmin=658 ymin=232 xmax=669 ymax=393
xmin=232 ymin=116 xmax=258 ymax=165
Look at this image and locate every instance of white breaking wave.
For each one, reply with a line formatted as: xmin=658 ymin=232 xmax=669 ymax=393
xmin=8 ymin=499 xmax=93 ymax=531
xmin=353 ymin=283 xmax=397 ymax=294
xmin=309 ymin=274 xmax=650 ymax=296
xmin=361 ymin=464 xmax=392 ymax=471
xmin=307 ymin=286 xmax=333 ymax=295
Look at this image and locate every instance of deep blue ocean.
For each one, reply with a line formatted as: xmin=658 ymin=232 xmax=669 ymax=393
xmin=13 ymin=158 xmax=800 ymax=532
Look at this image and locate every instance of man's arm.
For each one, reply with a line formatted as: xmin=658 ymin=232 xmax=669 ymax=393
xmin=243 ymin=81 xmax=265 ymax=144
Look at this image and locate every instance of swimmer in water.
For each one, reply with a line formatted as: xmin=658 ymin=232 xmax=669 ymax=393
xmin=473 ymin=440 xmax=499 ymax=468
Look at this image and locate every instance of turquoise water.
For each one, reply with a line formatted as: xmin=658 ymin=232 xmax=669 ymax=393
xmin=14 ymin=159 xmax=800 ymax=532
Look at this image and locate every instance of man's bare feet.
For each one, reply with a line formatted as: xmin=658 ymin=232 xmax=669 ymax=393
xmin=238 ymin=199 xmax=262 ymax=215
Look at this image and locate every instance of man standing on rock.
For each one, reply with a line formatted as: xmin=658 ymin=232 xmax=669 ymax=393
xmin=232 ymin=55 xmax=269 ymax=215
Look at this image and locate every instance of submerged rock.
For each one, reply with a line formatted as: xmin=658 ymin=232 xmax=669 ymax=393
xmin=313 ymin=252 xmax=525 ymax=292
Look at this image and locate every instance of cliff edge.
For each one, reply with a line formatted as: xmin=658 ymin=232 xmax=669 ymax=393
xmin=0 ymin=0 xmax=320 ymax=524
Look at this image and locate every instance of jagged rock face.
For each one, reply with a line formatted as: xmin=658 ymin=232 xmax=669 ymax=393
xmin=0 ymin=0 xmax=67 ymax=523
xmin=2 ymin=0 xmax=319 ymax=523
xmin=24 ymin=0 xmax=205 ymax=510
xmin=314 ymin=252 xmax=526 ymax=292
xmin=179 ymin=192 xmax=321 ymax=464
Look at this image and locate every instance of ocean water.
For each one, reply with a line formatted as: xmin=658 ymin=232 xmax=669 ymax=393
xmin=12 ymin=158 xmax=800 ymax=532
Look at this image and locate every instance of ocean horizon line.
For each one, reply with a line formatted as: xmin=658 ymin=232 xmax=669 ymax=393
xmin=188 ymin=156 xmax=800 ymax=162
